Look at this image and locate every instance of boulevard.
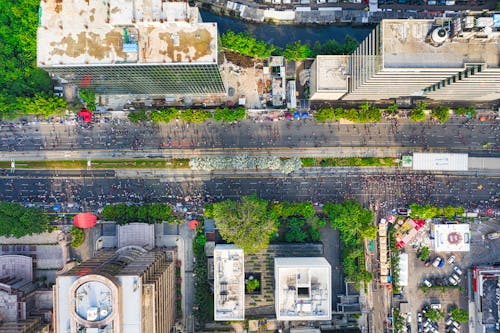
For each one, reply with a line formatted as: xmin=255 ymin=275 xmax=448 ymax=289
xmin=0 ymin=117 xmax=497 ymax=156
xmin=0 ymin=168 xmax=497 ymax=217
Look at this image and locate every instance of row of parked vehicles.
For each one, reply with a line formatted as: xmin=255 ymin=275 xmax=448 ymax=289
xmin=423 ymin=265 xmax=463 ymax=288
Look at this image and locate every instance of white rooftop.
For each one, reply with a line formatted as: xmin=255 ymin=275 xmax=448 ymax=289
xmin=37 ymin=0 xmax=218 ymax=66
xmin=412 ymin=153 xmax=468 ymax=171
xmin=382 ymin=19 xmax=500 ymax=69
xmin=275 ymin=257 xmax=331 ymax=321
xmin=214 ymin=245 xmax=245 ymax=321
xmin=315 ymin=55 xmax=349 ymax=92
xmin=431 ymin=223 xmax=471 ymax=252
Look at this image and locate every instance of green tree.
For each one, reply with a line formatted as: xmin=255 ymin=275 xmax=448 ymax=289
xmin=101 ymin=203 xmax=172 ymax=224
xmin=213 ymin=195 xmax=277 ymax=253
xmin=214 ymin=106 xmax=246 ymax=122
xmin=409 ymin=203 xmax=439 ymax=220
xmin=128 ymin=110 xmax=148 ymax=123
xmin=359 ymin=225 xmax=377 ymax=240
xmin=204 ymin=204 xmax=214 ymax=218
xmin=450 ymin=307 xmax=468 ymax=323
xmin=0 ymin=202 xmax=51 ymax=238
xmin=410 ymin=102 xmax=427 ymax=122
xmin=424 ymin=308 xmax=444 ymax=321
xmin=220 ymin=31 xmax=274 ymax=58
xmin=285 ymin=217 xmax=308 ymax=242
xmin=431 ymin=106 xmax=450 ymax=123
xmin=70 ymin=226 xmax=85 ymax=248
xmin=314 ymin=107 xmax=335 ymax=122
xmin=418 ymin=246 xmax=429 ymax=261
xmin=386 ymin=103 xmax=399 ymax=115
xmin=245 ymin=278 xmax=260 ymax=293
xmin=283 ymin=41 xmax=312 ymax=60
xmin=79 ymin=89 xmax=96 ymax=111
xmin=323 ymin=199 xmax=373 ymax=234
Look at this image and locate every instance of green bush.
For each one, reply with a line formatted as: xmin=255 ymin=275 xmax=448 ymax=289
xmin=314 ymin=105 xmax=381 ymax=123
xmin=284 ymin=217 xmax=308 ymax=242
xmin=128 ymin=110 xmax=148 ymax=123
xmin=245 ymin=278 xmax=260 ymax=293
xmin=410 ymin=102 xmax=427 ymax=122
xmin=214 ymin=106 xmax=246 ymax=122
xmin=221 ymin=31 xmax=275 ymax=58
xmin=450 ymin=307 xmax=468 ymax=323
xmin=418 ymin=246 xmax=429 ymax=261
xmin=79 ymin=89 xmax=96 ymax=112
xmin=70 ymin=226 xmax=85 ymax=248
xmin=203 ymin=204 xmax=214 ymax=219
xmin=431 ymin=106 xmax=450 ymax=123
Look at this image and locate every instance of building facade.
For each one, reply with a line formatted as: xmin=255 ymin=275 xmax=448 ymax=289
xmin=53 ymin=246 xmax=175 ymax=333
xmin=37 ymin=0 xmax=225 ymax=97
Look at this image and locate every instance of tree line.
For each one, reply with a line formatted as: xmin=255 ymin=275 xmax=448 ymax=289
xmin=221 ymin=30 xmax=359 ymax=60
xmin=128 ymin=106 xmax=246 ymax=124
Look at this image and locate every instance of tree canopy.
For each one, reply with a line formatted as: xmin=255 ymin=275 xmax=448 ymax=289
xmin=450 ymin=307 xmax=468 ymax=323
xmin=0 ymin=202 xmax=51 ymax=238
xmin=100 ymin=203 xmax=173 ymax=224
xmin=212 ymin=195 xmax=278 ymax=253
xmin=0 ymin=1 xmax=64 ymax=120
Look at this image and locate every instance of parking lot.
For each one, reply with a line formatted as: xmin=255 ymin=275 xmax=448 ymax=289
xmin=395 ymin=216 xmax=500 ymax=333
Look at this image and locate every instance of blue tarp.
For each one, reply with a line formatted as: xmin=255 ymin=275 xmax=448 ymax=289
xmin=53 ymin=204 xmax=61 ymax=212
xmin=493 ymin=14 xmax=500 ymax=27
xmin=293 ymin=111 xmax=301 ymax=119
xmin=301 ymin=112 xmax=309 ymax=119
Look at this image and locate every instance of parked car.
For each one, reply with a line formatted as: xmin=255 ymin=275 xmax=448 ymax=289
xmin=453 ymin=266 xmax=463 ymax=275
xmin=430 ymin=303 xmax=442 ymax=310
xmin=447 ymin=255 xmax=456 ymax=264
xmin=445 ymin=318 xmax=453 ymax=326
xmin=425 ymin=260 xmax=431 ymax=267
xmin=407 ymin=312 xmax=412 ymax=323
xmin=448 ymin=276 xmax=458 ymax=285
xmin=432 ymin=257 xmax=442 ymax=267
xmin=424 ymin=279 xmax=433 ymax=287
xmin=452 ymin=321 xmax=460 ymax=329
xmin=417 ymin=312 xmax=423 ymax=322
xmin=398 ymin=207 xmax=411 ymax=216
xmin=452 ymin=273 xmax=461 ymax=283
xmin=438 ymin=259 xmax=445 ymax=268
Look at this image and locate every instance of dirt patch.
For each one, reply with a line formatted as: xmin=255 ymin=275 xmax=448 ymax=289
xmin=224 ymin=51 xmax=254 ymax=68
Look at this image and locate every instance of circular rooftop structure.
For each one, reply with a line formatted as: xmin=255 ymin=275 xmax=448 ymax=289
xmin=75 ymin=281 xmax=113 ymax=321
xmin=69 ymin=274 xmax=120 ymax=328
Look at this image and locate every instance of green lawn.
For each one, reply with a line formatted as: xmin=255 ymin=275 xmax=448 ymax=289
xmin=301 ymin=157 xmax=397 ymax=167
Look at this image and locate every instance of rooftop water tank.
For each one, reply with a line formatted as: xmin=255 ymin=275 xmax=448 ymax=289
xmin=431 ymin=27 xmax=447 ymax=45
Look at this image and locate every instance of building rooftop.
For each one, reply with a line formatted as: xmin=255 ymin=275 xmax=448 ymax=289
xmin=214 ymin=245 xmax=244 ymax=321
xmin=315 ymin=55 xmax=349 ymax=92
xmin=37 ymin=0 xmax=218 ymax=67
xmin=382 ymin=19 xmax=500 ymax=69
xmin=275 ymin=257 xmax=331 ymax=321
xmin=431 ymin=223 xmax=471 ymax=252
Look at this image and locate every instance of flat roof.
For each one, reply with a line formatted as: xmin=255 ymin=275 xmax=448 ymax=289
xmin=38 ymin=0 xmax=218 ymax=66
xmin=214 ymin=245 xmax=244 ymax=321
xmin=431 ymin=224 xmax=470 ymax=252
xmin=275 ymin=257 xmax=331 ymax=321
xmin=412 ymin=153 xmax=468 ymax=171
xmin=315 ymin=55 xmax=349 ymax=92
xmin=382 ymin=19 xmax=500 ymax=69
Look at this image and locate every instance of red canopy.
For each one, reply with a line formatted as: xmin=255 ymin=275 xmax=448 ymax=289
xmin=73 ymin=213 xmax=97 ymax=229
xmin=189 ymin=219 xmax=199 ymax=230
xmin=78 ymin=109 xmax=92 ymax=123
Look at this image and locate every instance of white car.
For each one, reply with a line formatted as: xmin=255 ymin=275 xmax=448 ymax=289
xmin=424 ymin=279 xmax=433 ymax=287
xmin=453 ymin=266 xmax=463 ymax=276
xmin=432 ymin=257 xmax=442 ymax=267
xmin=447 ymin=255 xmax=456 ymax=264
xmin=448 ymin=276 xmax=458 ymax=285
xmin=452 ymin=273 xmax=461 ymax=283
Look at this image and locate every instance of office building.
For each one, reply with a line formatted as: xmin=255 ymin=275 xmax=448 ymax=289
xmin=37 ymin=0 xmax=225 ymax=97
xmin=471 ymin=266 xmax=500 ymax=333
xmin=274 ymin=257 xmax=331 ymax=321
xmin=311 ymin=17 xmax=500 ymax=101
xmin=214 ymin=245 xmax=244 ymax=321
xmin=53 ymin=246 xmax=175 ymax=333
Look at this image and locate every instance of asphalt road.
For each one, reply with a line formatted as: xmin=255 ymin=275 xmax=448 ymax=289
xmin=0 ymin=118 xmax=497 ymax=155
xmin=0 ymin=169 xmax=497 ymax=216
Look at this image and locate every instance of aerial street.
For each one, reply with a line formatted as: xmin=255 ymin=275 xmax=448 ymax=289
xmin=0 ymin=1 xmax=499 ymax=333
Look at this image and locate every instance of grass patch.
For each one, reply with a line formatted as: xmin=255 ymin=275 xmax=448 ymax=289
xmin=70 ymin=226 xmax=85 ymax=248
xmin=301 ymin=157 xmax=397 ymax=167
xmin=0 ymin=159 xmax=190 ymax=169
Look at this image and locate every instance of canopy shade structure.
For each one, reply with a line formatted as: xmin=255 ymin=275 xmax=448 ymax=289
xmin=74 ymin=213 xmax=97 ymax=229
xmin=77 ymin=109 xmax=92 ymax=123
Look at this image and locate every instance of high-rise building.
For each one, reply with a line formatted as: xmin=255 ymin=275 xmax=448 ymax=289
xmin=311 ymin=17 xmax=500 ymax=101
xmin=37 ymin=0 xmax=226 ymax=97
xmin=53 ymin=246 xmax=175 ymax=333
